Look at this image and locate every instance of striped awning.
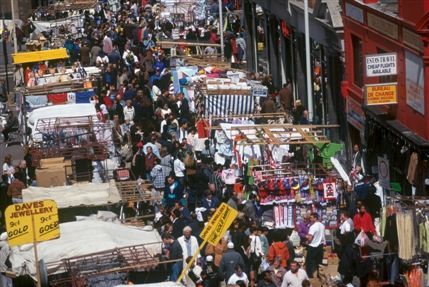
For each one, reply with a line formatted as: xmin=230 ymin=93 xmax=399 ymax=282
xmin=204 ymin=94 xmax=255 ymax=116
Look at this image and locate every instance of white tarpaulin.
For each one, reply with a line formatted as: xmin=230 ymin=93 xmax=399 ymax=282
xmin=2 ymin=221 xmax=162 ymax=277
xmin=31 ymin=16 xmax=83 ymax=35
xmin=22 ymin=180 xmax=121 ymax=208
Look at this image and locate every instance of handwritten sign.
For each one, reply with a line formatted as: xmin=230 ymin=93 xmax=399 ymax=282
xmin=200 ymin=203 xmax=238 ymax=246
xmin=5 ymin=200 xmax=60 ymax=246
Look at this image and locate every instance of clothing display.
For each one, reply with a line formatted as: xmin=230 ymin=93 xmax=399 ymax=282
xmin=48 ymin=93 xmax=68 ymax=104
xmin=396 ymin=211 xmax=416 ymax=260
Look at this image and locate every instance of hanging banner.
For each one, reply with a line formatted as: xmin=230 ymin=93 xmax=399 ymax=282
xmin=323 ymin=182 xmax=337 ymax=200
xmin=365 ymin=53 xmax=397 ymax=77
xmin=5 ymin=200 xmax=60 ymax=246
xmin=365 ymin=83 xmax=398 ymax=105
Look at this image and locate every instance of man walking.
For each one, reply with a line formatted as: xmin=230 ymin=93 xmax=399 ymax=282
xmin=305 ymin=212 xmax=325 ymax=278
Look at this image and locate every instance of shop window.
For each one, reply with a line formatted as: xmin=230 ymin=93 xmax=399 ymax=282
xmin=377 ymin=48 xmax=397 ymax=83
xmin=352 ymin=35 xmax=363 ymax=87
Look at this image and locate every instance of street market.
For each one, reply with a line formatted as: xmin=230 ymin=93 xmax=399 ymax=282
xmin=0 ymin=0 xmax=428 ymax=287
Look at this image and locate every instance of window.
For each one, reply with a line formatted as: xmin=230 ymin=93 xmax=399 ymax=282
xmin=352 ymin=35 xmax=363 ymax=87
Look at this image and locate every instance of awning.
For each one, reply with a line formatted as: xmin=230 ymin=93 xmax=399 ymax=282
xmin=12 ymin=48 xmax=69 ymax=64
xmin=364 ymin=105 xmax=429 ymax=151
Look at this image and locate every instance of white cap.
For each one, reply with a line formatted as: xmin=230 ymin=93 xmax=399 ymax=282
xmin=206 ymin=255 xmax=213 ymax=262
xmin=227 ymin=242 xmax=234 ymax=249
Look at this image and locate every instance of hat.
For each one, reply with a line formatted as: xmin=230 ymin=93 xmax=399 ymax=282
xmin=206 ymin=255 xmax=213 ymax=262
xmin=227 ymin=242 xmax=234 ymax=249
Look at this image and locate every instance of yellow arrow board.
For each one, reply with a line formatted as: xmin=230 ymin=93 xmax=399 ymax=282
xmin=200 ymin=203 xmax=238 ymax=246
xmin=5 ymin=200 xmax=60 ymax=246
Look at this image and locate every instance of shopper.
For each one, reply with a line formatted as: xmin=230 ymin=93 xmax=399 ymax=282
xmin=305 ymin=212 xmax=325 ymax=278
xmin=280 ymin=261 xmax=309 ymax=287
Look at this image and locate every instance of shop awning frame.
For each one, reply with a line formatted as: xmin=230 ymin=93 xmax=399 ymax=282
xmin=12 ymin=48 xmax=69 ymax=64
xmin=228 ymin=124 xmax=338 ymax=145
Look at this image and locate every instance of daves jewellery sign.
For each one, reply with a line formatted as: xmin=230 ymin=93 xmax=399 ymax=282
xmin=366 ymin=53 xmax=397 ymax=77
xmin=5 ymin=200 xmax=60 ymax=246
xmin=200 ymin=203 xmax=238 ymax=245
xmin=366 ymin=83 xmax=398 ymax=105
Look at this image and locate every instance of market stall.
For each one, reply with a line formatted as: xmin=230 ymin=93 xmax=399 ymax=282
xmin=0 ymin=220 xmax=162 ymax=286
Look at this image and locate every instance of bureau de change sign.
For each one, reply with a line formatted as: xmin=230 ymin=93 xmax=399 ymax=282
xmin=366 ymin=53 xmax=397 ymax=77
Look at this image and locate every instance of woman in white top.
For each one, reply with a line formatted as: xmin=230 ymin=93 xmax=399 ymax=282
xmin=248 ymin=227 xmax=264 ymax=286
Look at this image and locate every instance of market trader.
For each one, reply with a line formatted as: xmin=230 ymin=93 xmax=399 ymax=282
xmin=305 ymin=212 xmax=326 ymax=278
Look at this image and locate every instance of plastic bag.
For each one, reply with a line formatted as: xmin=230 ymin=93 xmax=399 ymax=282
xmin=354 ymin=231 xmax=369 ymax=247
xmin=258 ymin=258 xmax=270 ymax=274
xmin=290 ymin=230 xmax=301 ymax=247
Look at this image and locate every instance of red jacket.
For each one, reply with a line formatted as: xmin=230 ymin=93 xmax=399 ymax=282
xmin=267 ymin=242 xmax=289 ymax=268
xmin=353 ymin=211 xmax=376 ymax=235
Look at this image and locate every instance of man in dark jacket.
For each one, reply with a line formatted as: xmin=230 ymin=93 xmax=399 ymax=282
xmin=162 ymin=233 xmax=183 ymax=281
xmin=218 ymin=242 xmax=246 ymax=283
xmin=172 ymin=209 xmax=188 ymax=239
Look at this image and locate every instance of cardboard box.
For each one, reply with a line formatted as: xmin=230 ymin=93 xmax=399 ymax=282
xmin=40 ymin=157 xmax=65 ymax=168
xmin=36 ymin=167 xmax=66 ymax=187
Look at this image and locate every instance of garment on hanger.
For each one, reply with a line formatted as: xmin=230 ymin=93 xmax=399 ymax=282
xmin=407 ymin=152 xmax=419 ymax=185
xmin=396 ymin=211 xmax=416 ymax=260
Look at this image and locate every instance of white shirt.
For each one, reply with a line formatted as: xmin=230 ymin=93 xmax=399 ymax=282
xmin=281 ymin=269 xmax=308 ymax=287
xmin=308 ymin=221 xmax=325 ymax=247
xmin=123 ymin=106 xmax=135 ymax=122
xmin=339 ymin=218 xmax=354 ymax=235
xmin=174 ymin=158 xmax=186 ymax=177
xmin=227 ymin=272 xmax=249 ymax=286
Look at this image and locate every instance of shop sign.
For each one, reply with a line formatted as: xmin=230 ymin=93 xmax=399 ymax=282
xmin=365 ymin=83 xmax=398 ymax=106
xmin=405 ymin=51 xmax=425 ymax=115
xmin=345 ymin=2 xmax=363 ymax=23
xmin=323 ymin=182 xmax=337 ymax=200
xmin=378 ymin=157 xmax=390 ymax=190
xmin=367 ymin=13 xmax=398 ymax=40
xmin=200 ymin=203 xmax=238 ymax=245
xmin=403 ymin=28 xmax=424 ymax=52
xmin=365 ymin=53 xmax=397 ymax=77
xmin=5 ymin=200 xmax=60 ymax=246
xmin=346 ymin=97 xmax=365 ymax=131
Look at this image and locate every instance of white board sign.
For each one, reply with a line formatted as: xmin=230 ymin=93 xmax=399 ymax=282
xmin=405 ymin=50 xmax=425 ymax=115
xmin=366 ymin=53 xmax=397 ymax=77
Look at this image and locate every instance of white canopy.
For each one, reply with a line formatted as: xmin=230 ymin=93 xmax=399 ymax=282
xmin=28 ymin=103 xmax=96 ymax=126
xmin=22 ymin=180 xmax=121 ymax=208
xmin=2 ymin=221 xmax=162 ymax=277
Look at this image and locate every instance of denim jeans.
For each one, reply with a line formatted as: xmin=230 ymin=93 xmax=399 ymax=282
xmin=170 ymin=261 xmax=183 ymax=282
xmin=387 ymin=254 xmax=399 ymax=284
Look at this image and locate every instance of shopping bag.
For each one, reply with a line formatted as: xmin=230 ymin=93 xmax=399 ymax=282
xmin=354 ymin=231 xmax=369 ymax=247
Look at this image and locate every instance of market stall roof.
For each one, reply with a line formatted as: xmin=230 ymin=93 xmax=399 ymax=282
xmin=22 ymin=180 xmax=121 ymax=208
xmin=12 ymin=48 xmax=69 ymax=64
xmin=222 ymin=123 xmax=338 ymax=145
xmin=2 ymin=220 xmax=162 ymax=277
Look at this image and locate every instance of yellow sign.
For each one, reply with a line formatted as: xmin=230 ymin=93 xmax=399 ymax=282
xmin=12 ymin=48 xmax=69 ymax=65
xmin=5 ymin=200 xmax=60 ymax=246
xmin=366 ymin=83 xmax=398 ymax=105
xmin=200 ymin=203 xmax=238 ymax=246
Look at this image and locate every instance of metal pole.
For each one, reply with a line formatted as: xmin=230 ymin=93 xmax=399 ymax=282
xmin=218 ymin=0 xmax=224 ymax=60
xmin=11 ymin=0 xmax=18 ymax=53
xmin=304 ymin=0 xmax=313 ymax=122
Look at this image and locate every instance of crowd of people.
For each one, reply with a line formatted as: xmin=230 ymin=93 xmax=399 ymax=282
xmin=0 ymin=1 xmax=396 ymax=287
